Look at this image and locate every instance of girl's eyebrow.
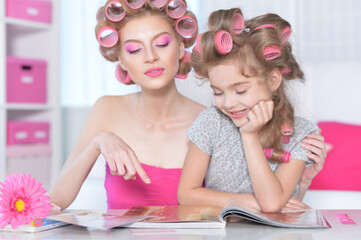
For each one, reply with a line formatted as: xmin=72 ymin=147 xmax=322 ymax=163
xmin=210 ymin=81 xmax=247 ymax=90
xmin=123 ymin=32 xmax=171 ymax=45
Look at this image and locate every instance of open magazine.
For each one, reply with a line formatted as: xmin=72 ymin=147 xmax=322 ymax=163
xmin=0 ymin=218 xmax=69 ymax=233
xmin=47 ymin=205 xmax=330 ymax=230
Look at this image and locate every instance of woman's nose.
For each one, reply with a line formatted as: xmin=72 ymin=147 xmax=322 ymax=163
xmin=144 ymin=47 xmax=159 ymax=63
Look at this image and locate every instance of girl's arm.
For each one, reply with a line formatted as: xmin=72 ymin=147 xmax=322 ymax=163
xmin=239 ymin=101 xmax=306 ymax=212
xmin=178 ymin=142 xmax=262 ymax=212
xmin=49 ymin=97 xmax=149 ymax=210
xmin=241 ymin=133 xmax=306 ymax=212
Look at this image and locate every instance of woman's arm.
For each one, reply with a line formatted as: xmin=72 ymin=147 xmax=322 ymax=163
xmin=178 ymin=142 xmax=262 ymax=212
xmin=49 ymin=97 xmax=149 ymax=210
xmin=297 ymin=133 xmax=326 ymax=200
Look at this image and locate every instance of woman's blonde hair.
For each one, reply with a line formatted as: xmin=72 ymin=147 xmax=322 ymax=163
xmin=95 ymin=0 xmax=198 ymax=84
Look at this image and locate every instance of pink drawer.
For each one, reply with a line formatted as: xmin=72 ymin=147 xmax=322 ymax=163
xmin=7 ymin=144 xmax=51 ymax=185
xmin=7 ymin=121 xmax=50 ymax=145
xmin=6 ymin=56 xmax=47 ymax=104
xmin=31 ymin=122 xmax=50 ymax=143
xmin=6 ymin=0 xmax=52 ymax=23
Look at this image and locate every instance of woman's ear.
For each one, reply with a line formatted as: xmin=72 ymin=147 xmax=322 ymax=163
xmin=269 ymin=68 xmax=283 ymax=92
xmin=179 ymin=40 xmax=185 ymax=60
xmin=118 ymin=58 xmax=127 ymax=71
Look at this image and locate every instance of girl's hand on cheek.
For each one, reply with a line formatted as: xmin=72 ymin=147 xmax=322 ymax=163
xmin=239 ymin=101 xmax=273 ymax=134
xmin=93 ymin=131 xmax=151 ymax=184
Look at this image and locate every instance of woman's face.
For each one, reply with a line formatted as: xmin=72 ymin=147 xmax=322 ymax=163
xmin=118 ymin=15 xmax=184 ymax=90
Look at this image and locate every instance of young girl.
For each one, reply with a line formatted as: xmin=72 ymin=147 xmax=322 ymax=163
xmin=178 ymin=8 xmax=320 ymax=212
xmin=50 ymin=2 xmax=325 ymax=210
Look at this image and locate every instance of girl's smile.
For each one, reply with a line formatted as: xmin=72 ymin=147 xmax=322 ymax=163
xmin=209 ymin=62 xmax=272 ymax=127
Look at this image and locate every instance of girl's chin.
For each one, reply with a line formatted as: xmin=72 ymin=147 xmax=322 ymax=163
xmin=232 ymin=117 xmax=248 ymax=129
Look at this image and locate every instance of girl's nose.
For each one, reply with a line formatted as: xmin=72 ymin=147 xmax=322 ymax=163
xmin=223 ymin=95 xmax=236 ymax=110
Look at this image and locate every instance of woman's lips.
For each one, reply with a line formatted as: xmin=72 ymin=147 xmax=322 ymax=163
xmin=229 ymin=109 xmax=248 ymax=119
xmin=145 ymin=67 xmax=164 ymax=77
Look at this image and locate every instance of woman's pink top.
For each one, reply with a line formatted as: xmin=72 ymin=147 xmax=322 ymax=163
xmin=105 ymin=163 xmax=182 ymax=209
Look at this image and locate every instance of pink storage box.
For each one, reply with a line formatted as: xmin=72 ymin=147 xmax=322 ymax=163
xmin=6 ymin=0 xmax=52 ymax=23
xmin=7 ymin=121 xmax=50 ymax=145
xmin=7 ymin=144 xmax=51 ymax=185
xmin=6 ymin=56 xmax=47 ymax=104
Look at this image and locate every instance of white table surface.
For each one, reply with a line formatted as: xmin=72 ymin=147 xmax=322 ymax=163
xmin=1 ymin=210 xmax=360 ymax=240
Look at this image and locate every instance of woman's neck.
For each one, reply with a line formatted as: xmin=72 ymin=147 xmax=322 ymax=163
xmin=136 ymin=83 xmax=185 ymax=124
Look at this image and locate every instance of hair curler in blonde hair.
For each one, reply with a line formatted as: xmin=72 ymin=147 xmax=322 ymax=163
xmin=105 ymin=1 xmax=126 ymax=22
xmin=97 ymin=26 xmax=119 ymax=48
xmin=115 ymin=64 xmax=132 ymax=84
xmin=125 ymin=0 xmax=145 ymax=10
xmin=175 ymin=16 xmax=197 ymax=40
xmin=167 ymin=0 xmax=187 ymax=19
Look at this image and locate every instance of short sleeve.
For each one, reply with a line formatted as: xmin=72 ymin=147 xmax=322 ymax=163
xmin=186 ymin=107 xmax=221 ymax=156
xmin=288 ymin=117 xmax=320 ymax=166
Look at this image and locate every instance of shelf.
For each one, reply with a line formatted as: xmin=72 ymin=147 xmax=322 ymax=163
xmin=4 ymin=103 xmax=54 ymax=111
xmin=5 ymin=17 xmax=52 ymax=30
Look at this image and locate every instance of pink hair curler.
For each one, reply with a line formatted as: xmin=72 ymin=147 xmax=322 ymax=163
xmin=167 ymin=0 xmax=187 ymax=19
xmin=99 ymin=45 xmax=116 ymax=57
xmin=195 ymin=33 xmax=203 ymax=55
xmin=105 ymin=1 xmax=126 ymax=22
xmin=214 ymin=31 xmax=233 ymax=55
xmin=282 ymin=151 xmax=290 ymax=163
xmin=97 ymin=26 xmax=119 ymax=48
xmin=175 ymin=73 xmax=188 ymax=79
xmin=180 ymin=50 xmax=191 ymax=63
xmin=125 ymin=0 xmax=145 ymax=10
xmin=264 ymin=148 xmax=290 ymax=162
xmin=282 ymin=136 xmax=290 ymax=143
xmin=281 ymin=122 xmax=294 ymax=136
xmin=263 ymin=148 xmax=274 ymax=159
xmin=175 ymin=16 xmax=197 ymax=40
xmin=96 ymin=7 xmax=106 ymax=22
xmin=115 ymin=64 xmax=131 ymax=84
xmin=149 ymin=0 xmax=168 ymax=8
xmin=254 ymin=24 xmax=276 ymax=31
xmin=263 ymin=45 xmax=281 ymax=60
xmin=281 ymin=26 xmax=291 ymax=45
xmin=280 ymin=68 xmax=291 ymax=75
xmin=231 ymin=13 xmax=244 ymax=34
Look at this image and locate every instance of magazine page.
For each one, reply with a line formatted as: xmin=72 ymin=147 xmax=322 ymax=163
xmin=48 ymin=210 xmax=150 ymax=230
xmin=220 ymin=206 xmax=330 ymax=228
xmin=109 ymin=205 xmax=226 ymax=229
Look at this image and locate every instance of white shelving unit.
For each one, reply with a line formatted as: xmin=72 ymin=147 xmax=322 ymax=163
xmin=0 ymin=0 xmax=61 ymax=189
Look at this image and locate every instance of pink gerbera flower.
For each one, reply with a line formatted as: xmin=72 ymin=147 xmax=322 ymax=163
xmin=0 ymin=173 xmax=51 ymax=229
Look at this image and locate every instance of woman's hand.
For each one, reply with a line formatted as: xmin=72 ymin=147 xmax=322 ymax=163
xmin=93 ymin=131 xmax=151 ymax=184
xmin=300 ymin=133 xmax=326 ymax=186
xmin=239 ymin=101 xmax=274 ymax=134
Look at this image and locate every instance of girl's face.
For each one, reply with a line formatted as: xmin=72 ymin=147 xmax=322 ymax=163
xmin=208 ymin=62 xmax=273 ymax=128
xmin=118 ymin=15 xmax=184 ymax=90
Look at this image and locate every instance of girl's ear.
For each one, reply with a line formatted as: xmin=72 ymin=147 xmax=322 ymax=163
xmin=179 ymin=40 xmax=185 ymax=60
xmin=269 ymin=68 xmax=283 ymax=92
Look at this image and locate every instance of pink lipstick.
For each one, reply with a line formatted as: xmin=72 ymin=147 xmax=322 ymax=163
xmin=145 ymin=67 xmax=164 ymax=77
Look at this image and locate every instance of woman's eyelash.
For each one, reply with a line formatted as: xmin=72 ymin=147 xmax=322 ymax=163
xmin=128 ymin=49 xmax=141 ymax=54
xmin=156 ymin=42 xmax=169 ymax=47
